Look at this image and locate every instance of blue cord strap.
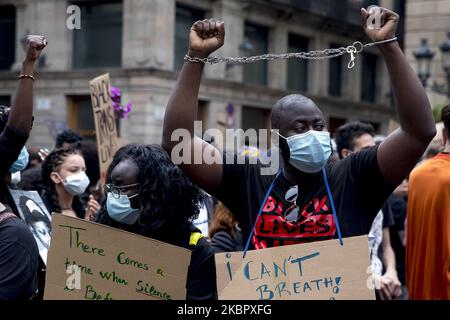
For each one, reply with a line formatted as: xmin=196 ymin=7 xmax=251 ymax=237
xmin=243 ymin=171 xmax=281 ymax=258
xmin=242 ymin=168 xmax=344 ymax=258
xmin=322 ymin=167 xmax=344 ymax=246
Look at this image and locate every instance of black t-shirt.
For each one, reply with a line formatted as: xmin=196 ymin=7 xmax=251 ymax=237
xmin=0 ymin=206 xmax=39 ymax=300
xmin=384 ymin=194 xmax=407 ymax=284
xmin=382 ymin=200 xmax=395 ymax=229
xmin=213 ymin=145 xmax=395 ymax=249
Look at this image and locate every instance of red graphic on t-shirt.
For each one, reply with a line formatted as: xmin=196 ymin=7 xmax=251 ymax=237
xmin=252 ymin=194 xmax=336 ymax=249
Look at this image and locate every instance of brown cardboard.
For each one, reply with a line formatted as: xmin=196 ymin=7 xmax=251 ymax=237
xmin=44 ymin=214 xmax=191 ymax=300
xmin=89 ymin=73 xmax=119 ymax=182
xmin=215 ymin=235 xmax=375 ymax=300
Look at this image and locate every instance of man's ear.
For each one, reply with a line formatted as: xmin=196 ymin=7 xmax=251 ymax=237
xmin=340 ymin=149 xmax=351 ymax=159
xmin=50 ymin=172 xmax=62 ymax=184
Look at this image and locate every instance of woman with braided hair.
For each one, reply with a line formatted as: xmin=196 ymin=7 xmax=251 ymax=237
xmin=40 ymin=147 xmax=100 ymax=220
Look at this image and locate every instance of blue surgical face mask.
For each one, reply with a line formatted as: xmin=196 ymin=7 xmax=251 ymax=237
xmin=273 ymin=130 xmax=332 ymax=173
xmin=106 ymin=192 xmax=140 ymax=225
xmin=62 ymin=171 xmax=90 ymax=195
xmin=9 ymin=147 xmax=29 ymax=173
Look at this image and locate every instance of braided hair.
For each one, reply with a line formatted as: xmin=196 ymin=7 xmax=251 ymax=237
xmin=95 ymin=144 xmax=205 ymax=238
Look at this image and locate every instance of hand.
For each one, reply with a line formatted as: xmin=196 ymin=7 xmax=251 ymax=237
xmin=189 ymin=19 xmax=225 ymax=58
xmin=376 ymin=272 xmax=402 ymax=300
xmin=85 ymin=195 xmax=101 ymax=221
xmin=24 ymin=35 xmax=48 ymax=63
xmin=38 ymin=148 xmax=50 ymax=161
xmin=361 ymin=6 xmax=399 ymax=42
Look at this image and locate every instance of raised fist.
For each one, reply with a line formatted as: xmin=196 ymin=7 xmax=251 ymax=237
xmin=189 ymin=19 xmax=225 ymax=58
xmin=361 ymin=6 xmax=399 ymax=42
xmin=24 ymin=35 xmax=48 ymax=63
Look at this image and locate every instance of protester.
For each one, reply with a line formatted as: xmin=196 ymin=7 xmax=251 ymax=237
xmin=162 ymin=7 xmax=435 ymax=257
xmin=334 ymin=121 xmax=402 ymax=300
xmin=0 ymin=35 xmax=47 ymax=300
xmin=406 ymin=104 xmax=450 ymax=300
xmin=95 ymin=144 xmax=216 ymax=300
xmin=209 ymin=201 xmax=244 ymax=253
xmin=40 ymin=147 xmax=100 ymax=220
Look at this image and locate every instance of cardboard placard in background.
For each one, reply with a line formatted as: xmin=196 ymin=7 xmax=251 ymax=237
xmin=215 ymin=235 xmax=374 ymax=300
xmin=89 ymin=73 xmax=119 ymax=182
xmin=44 ymin=214 xmax=191 ymax=300
xmin=8 ymin=188 xmax=52 ymax=265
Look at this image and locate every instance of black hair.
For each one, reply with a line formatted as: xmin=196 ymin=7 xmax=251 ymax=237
xmin=334 ymin=121 xmax=375 ymax=159
xmin=95 ymin=144 xmax=205 ymax=238
xmin=40 ymin=146 xmax=85 ymax=217
xmin=442 ymin=104 xmax=450 ymax=131
xmin=55 ymin=129 xmax=83 ymax=148
xmin=75 ymin=140 xmax=100 ymax=187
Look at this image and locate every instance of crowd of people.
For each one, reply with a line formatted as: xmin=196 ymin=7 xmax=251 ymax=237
xmin=0 ymin=6 xmax=449 ymax=300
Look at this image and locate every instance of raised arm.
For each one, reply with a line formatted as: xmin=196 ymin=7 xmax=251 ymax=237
xmin=361 ymin=8 xmax=436 ymax=186
xmin=162 ymin=20 xmax=225 ymax=192
xmin=8 ymin=35 xmax=47 ymax=134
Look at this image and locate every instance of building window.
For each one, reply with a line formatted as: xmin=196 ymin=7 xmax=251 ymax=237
xmin=0 ymin=5 xmax=16 ymax=70
xmin=72 ymin=1 xmax=123 ymax=69
xmin=287 ymin=33 xmax=309 ymax=92
xmin=328 ymin=43 xmax=342 ymax=97
xmin=67 ymin=96 xmax=96 ymax=139
xmin=329 ymin=117 xmax=347 ymax=136
xmin=175 ymin=4 xmax=205 ymax=71
xmin=241 ymin=106 xmax=270 ymax=148
xmin=363 ymin=0 xmax=380 ymax=7
xmin=243 ymin=22 xmax=269 ymax=86
xmin=0 ymin=96 xmax=11 ymax=107
xmin=361 ymin=53 xmax=377 ymax=103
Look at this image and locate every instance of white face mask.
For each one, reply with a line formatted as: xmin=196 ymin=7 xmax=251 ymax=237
xmin=62 ymin=171 xmax=90 ymax=195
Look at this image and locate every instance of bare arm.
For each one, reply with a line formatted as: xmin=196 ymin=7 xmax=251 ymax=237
xmin=361 ymin=8 xmax=436 ymax=186
xmin=162 ymin=20 xmax=225 ymax=192
xmin=8 ymin=35 xmax=47 ymax=134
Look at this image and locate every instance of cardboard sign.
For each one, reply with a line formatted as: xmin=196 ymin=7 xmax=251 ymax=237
xmin=8 ymin=188 xmax=52 ymax=265
xmin=215 ymin=235 xmax=374 ymax=300
xmin=44 ymin=214 xmax=191 ymax=300
xmin=89 ymin=73 xmax=119 ymax=182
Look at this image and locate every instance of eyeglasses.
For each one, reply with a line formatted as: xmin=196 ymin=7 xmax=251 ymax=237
xmin=105 ymin=183 xmax=139 ymax=199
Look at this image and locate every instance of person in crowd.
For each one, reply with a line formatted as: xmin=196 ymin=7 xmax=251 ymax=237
xmin=406 ymin=104 xmax=450 ymax=300
xmin=209 ymin=201 xmax=243 ymax=253
xmin=0 ymin=35 xmax=47 ymax=300
xmin=334 ymin=121 xmax=402 ymax=300
xmin=55 ymin=129 xmax=83 ymax=149
xmin=162 ymin=6 xmax=435 ymax=258
xmin=386 ymin=179 xmax=408 ymax=299
xmin=75 ymin=140 xmax=104 ymax=205
xmin=40 ymin=147 xmax=100 ymax=220
xmin=95 ymin=144 xmax=216 ymax=300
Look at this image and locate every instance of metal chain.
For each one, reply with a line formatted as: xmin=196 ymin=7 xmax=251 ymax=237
xmin=184 ymin=37 xmax=397 ymax=69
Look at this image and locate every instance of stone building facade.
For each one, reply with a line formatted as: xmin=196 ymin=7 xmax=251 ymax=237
xmin=0 ymin=0 xmax=403 ymax=151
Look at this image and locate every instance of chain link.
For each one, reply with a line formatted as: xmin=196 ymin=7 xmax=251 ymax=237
xmin=184 ymin=37 xmax=397 ymax=69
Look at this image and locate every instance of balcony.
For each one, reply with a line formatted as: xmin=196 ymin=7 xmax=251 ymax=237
xmin=268 ymin=0 xmax=366 ymax=26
